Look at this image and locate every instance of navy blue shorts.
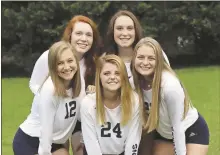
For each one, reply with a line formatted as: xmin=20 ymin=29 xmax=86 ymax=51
xmin=154 ymin=113 xmax=209 ymax=145
xmin=72 ymin=120 xmax=82 ymax=135
xmin=13 ymin=128 xmax=65 ymax=155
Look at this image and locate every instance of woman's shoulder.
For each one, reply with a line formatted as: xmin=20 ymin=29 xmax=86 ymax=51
xmin=81 ymin=93 xmax=96 ymax=109
xmin=38 ymin=50 xmax=49 ymax=61
xmin=161 ymin=71 xmax=184 ymax=97
xmin=39 ymin=77 xmax=55 ymax=94
xmin=161 ymin=71 xmax=180 ymax=88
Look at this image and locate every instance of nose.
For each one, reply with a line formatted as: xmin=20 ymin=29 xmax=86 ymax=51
xmin=143 ymin=58 xmax=149 ymax=65
xmin=121 ymin=29 xmax=129 ymax=36
xmin=80 ymin=34 xmax=86 ymax=41
xmin=110 ymin=74 xmax=116 ymax=79
xmin=63 ymin=62 xmax=70 ymax=70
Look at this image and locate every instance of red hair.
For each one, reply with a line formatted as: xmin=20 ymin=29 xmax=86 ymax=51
xmin=62 ymin=15 xmax=102 ymax=87
xmin=62 ymin=15 xmax=98 ymax=44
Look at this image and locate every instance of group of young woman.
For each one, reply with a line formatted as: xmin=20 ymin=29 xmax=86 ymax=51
xmin=12 ymin=10 xmax=210 ymax=155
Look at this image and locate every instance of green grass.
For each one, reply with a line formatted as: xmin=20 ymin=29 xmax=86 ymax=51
xmin=2 ymin=66 xmax=220 ymax=155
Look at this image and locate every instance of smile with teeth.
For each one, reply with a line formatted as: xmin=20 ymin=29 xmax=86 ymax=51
xmin=140 ymin=66 xmax=151 ymax=70
xmin=120 ymin=38 xmax=130 ymax=41
xmin=62 ymin=70 xmax=73 ymax=75
xmin=77 ymin=43 xmax=87 ymax=48
xmin=108 ymin=81 xmax=118 ymax=84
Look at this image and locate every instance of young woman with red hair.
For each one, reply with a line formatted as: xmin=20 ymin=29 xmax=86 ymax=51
xmin=29 ymin=15 xmax=102 ymax=155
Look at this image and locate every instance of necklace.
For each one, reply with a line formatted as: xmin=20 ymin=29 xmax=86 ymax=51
xmin=142 ymin=80 xmax=152 ymax=90
xmin=147 ymin=84 xmax=152 ymax=88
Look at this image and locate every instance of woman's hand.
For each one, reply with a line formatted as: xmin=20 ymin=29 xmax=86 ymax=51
xmin=86 ymin=85 xmax=96 ymax=94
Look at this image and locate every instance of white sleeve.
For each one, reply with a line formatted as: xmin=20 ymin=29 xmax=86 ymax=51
xmin=162 ymin=50 xmax=170 ymax=66
xmin=81 ymin=98 xmax=102 ymax=155
xmin=29 ymin=50 xmax=49 ymax=94
xmin=163 ymin=83 xmax=186 ymax=155
xmin=125 ymin=97 xmax=142 ymax=155
xmin=38 ymin=82 xmax=57 ymax=155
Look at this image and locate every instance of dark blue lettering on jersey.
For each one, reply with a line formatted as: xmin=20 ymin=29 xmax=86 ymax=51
xmin=101 ymin=122 xmax=111 ymax=137
xmin=171 ymin=127 xmax=177 ymax=155
xmin=144 ymin=102 xmax=151 ymax=114
xmin=101 ymin=122 xmax=122 ymax=138
xmin=64 ymin=101 xmax=76 ymax=119
xmin=132 ymin=143 xmax=138 ymax=155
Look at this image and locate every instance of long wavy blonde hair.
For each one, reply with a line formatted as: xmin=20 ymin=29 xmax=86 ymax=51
xmin=131 ymin=37 xmax=191 ymax=133
xmin=48 ymin=41 xmax=81 ymax=98
xmin=95 ymin=54 xmax=134 ymax=126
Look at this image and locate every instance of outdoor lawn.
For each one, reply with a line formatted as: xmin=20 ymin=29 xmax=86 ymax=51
xmin=2 ymin=66 xmax=220 ymax=155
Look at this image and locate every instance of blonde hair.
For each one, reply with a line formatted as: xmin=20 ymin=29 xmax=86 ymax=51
xmin=48 ymin=41 xmax=81 ymax=98
xmin=95 ymin=54 xmax=134 ymax=126
xmin=131 ymin=37 xmax=191 ymax=133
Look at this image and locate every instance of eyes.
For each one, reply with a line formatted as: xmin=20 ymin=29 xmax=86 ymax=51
xmin=137 ymin=55 xmax=145 ymax=59
xmin=136 ymin=55 xmax=155 ymax=61
xmin=115 ymin=26 xmax=134 ymax=31
xmin=103 ymin=71 xmax=120 ymax=76
xmin=57 ymin=58 xmax=74 ymax=66
xmin=75 ymin=31 xmax=93 ymax=37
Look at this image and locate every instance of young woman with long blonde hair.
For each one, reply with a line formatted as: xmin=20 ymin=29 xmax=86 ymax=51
xmin=13 ymin=41 xmax=82 ymax=155
xmin=132 ymin=37 xmax=209 ymax=155
xmin=81 ymin=55 xmax=142 ymax=155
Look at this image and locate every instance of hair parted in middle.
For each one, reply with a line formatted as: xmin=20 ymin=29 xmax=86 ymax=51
xmin=131 ymin=37 xmax=191 ymax=133
xmin=48 ymin=40 xmax=81 ymax=98
xmin=104 ymin=10 xmax=143 ymax=55
xmin=62 ymin=15 xmax=102 ymax=88
xmin=95 ymin=54 xmax=134 ymax=126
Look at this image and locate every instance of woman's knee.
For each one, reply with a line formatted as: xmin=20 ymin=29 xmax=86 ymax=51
xmin=186 ymin=143 xmax=209 ymax=155
xmin=64 ymin=139 xmax=70 ymax=151
xmin=52 ymin=148 xmax=69 ymax=155
xmin=71 ymin=131 xmax=82 ymax=151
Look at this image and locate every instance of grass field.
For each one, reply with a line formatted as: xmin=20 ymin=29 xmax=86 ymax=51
xmin=2 ymin=66 xmax=220 ymax=155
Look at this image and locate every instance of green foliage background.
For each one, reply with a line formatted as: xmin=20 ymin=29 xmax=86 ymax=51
xmin=2 ymin=1 xmax=220 ymax=77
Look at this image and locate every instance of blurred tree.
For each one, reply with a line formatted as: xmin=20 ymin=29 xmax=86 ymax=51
xmin=1 ymin=1 xmax=220 ymax=77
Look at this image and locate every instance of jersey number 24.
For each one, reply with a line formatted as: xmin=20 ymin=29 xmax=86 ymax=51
xmin=101 ymin=122 xmax=122 ymax=138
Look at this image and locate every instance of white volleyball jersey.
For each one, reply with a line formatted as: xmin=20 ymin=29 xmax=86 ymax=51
xmin=29 ymin=50 xmax=49 ymax=94
xmin=20 ymin=77 xmax=84 ymax=155
xmin=29 ymin=50 xmax=86 ymax=97
xmin=81 ymin=93 xmax=142 ymax=155
xmin=143 ymin=71 xmax=198 ymax=155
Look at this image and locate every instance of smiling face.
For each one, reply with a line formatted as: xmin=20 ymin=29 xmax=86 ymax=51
xmin=57 ymin=49 xmax=77 ymax=85
xmin=114 ymin=15 xmax=135 ymax=48
xmin=100 ymin=62 xmax=121 ymax=93
xmin=134 ymin=45 xmax=156 ymax=78
xmin=71 ymin=22 xmax=93 ymax=55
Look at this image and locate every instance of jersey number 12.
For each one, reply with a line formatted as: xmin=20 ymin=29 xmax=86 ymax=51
xmin=65 ymin=101 xmax=76 ymax=119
